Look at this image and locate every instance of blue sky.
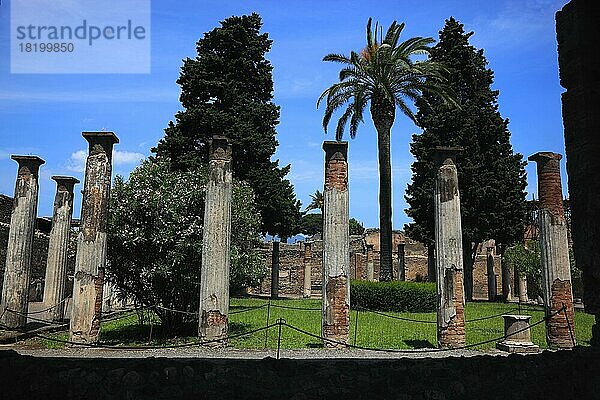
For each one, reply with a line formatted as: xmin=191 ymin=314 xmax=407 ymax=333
xmin=0 ymin=0 xmax=569 ymax=230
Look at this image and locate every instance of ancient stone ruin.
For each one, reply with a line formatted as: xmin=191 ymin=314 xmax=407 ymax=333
xmin=70 ymin=131 xmax=119 ymax=344
xmin=321 ymin=140 xmax=350 ymax=347
xmin=433 ymin=147 xmax=466 ymax=349
xmin=0 ymin=156 xmax=45 ymax=329
xmin=529 ymin=152 xmax=576 ymax=349
xmin=198 ymin=136 xmax=233 ymax=343
xmin=556 ymin=0 xmax=600 ymax=347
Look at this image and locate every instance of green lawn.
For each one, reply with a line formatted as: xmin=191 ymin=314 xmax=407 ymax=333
xmin=30 ymin=298 xmax=594 ymax=350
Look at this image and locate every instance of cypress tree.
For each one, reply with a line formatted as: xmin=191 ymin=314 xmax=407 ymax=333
xmin=405 ymin=17 xmax=527 ymax=300
xmin=153 ymin=13 xmax=301 ymax=238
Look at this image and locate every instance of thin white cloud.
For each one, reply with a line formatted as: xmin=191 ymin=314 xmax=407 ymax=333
xmin=0 ymin=88 xmax=178 ymax=103
xmin=113 ymin=150 xmax=146 ymax=165
xmin=468 ymin=0 xmax=567 ymax=49
xmin=66 ymin=149 xmax=145 ymax=172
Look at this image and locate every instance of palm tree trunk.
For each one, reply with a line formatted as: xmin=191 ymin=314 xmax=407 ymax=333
xmin=371 ymin=96 xmax=395 ymax=282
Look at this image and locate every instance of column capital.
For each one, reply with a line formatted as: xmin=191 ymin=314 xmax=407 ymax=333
xmin=83 ymin=131 xmax=119 ymax=145
xmin=528 ymin=151 xmax=562 ymax=164
xmin=433 ymin=146 xmax=463 ymax=167
xmin=52 ymin=176 xmax=80 ymax=192
xmin=323 ymin=140 xmax=348 ymax=163
xmin=83 ymin=131 xmax=119 ymax=158
xmin=11 ymin=155 xmax=45 ymax=172
xmin=209 ymin=136 xmax=232 ymax=161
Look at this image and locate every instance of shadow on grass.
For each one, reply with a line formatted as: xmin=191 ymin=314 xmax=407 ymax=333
xmin=404 ymin=339 xmax=435 ymax=349
xmin=100 ymin=319 xmax=257 ymax=345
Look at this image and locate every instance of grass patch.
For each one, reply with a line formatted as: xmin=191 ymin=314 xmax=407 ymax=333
xmin=26 ymin=298 xmax=594 ymax=350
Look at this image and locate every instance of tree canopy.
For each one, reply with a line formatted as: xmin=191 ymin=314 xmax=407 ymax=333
xmin=153 ymin=13 xmax=301 ymax=238
xmin=405 ymin=17 xmax=527 ymax=297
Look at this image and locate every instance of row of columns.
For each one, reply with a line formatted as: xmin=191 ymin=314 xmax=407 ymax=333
xmin=0 ymin=132 xmax=117 ymax=346
xmin=0 ymin=134 xmax=577 ymax=350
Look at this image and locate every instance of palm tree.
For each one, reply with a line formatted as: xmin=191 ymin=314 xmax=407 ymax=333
xmin=305 ymin=190 xmax=324 ymax=213
xmin=318 ymin=18 xmax=457 ymax=281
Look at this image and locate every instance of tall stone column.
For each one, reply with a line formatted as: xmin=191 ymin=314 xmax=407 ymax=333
xmin=70 ymin=132 xmax=118 ymax=344
xmin=322 ymin=141 xmax=350 ymax=347
xmin=366 ymin=244 xmax=375 ymax=281
xmin=433 ymin=147 xmax=466 ymax=349
xmin=0 ymin=156 xmax=44 ymax=329
xmin=500 ymin=245 xmax=513 ymax=302
xmin=398 ymin=243 xmax=406 ymax=281
xmin=556 ymin=0 xmax=600 ymax=346
xmin=303 ymin=241 xmax=312 ymax=298
xmin=486 ymin=247 xmax=497 ymax=301
xmin=427 ymin=245 xmax=436 ymax=282
xmin=198 ymin=136 xmax=232 ymax=343
xmin=43 ymin=176 xmax=79 ymax=322
xmin=271 ymin=241 xmax=280 ymax=299
xmin=517 ymin=271 xmax=528 ymax=303
xmin=529 ymin=152 xmax=576 ymax=349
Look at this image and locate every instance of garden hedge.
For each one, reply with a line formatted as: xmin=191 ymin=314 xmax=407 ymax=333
xmin=350 ymin=280 xmax=436 ymax=313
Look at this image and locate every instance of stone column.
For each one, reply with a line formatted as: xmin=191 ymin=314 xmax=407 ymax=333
xmin=529 ymin=152 xmax=576 ymax=349
xmin=433 ymin=147 xmax=466 ymax=349
xmin=0 ymin=156 xmax=45 ymax=329
xmin=322 ymin=141 xmax=350 ymax=347
xmin=500 ymin=244 xmax=513 ymax=302
xmin=486 ymin=247 xmax=497 ymax=301
xmin=303 ymin=241 xmax=312 ymax=298
xmin=271 ymin=241 xmax=280 ymax=299
xmin=517 ymin=270 xmax=529 ymax=303
xmin=365 ymin=244 xmax=374 ymax=281
xmin=556 ymin=1 xmax=600 ymax=346
xmin=427 ymin=245 xmax=436 ymax=282
xmin=198 ymin=136 xmax=232 ymax=343
xmin=398 ymin=243 xmax=406 ymax=281
xmin=42 ymin=176 xmax=79 ymax=322
xmin=70 ymin=132 xmax=118 ymax=344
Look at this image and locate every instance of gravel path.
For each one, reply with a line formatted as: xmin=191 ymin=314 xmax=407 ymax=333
xmin=10 ymin=346 xmax=507 ymax=359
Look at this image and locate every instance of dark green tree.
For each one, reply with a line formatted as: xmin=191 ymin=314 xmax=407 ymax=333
xmin=319 ymin=18 xmax=456 ymax=281
xmin=349 ymin=218 xmax=365 ymax=236
xmin=153 ymin=13 xmax=301 ymax=238
xmin=405 ymin=17 xmax=527 ymax=300
xmin=298 ymin=213 xmax=322 ymax=236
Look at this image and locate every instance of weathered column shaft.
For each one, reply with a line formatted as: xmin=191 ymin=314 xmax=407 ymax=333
xmin=70 ymin=132 xmax=118 ymax=344
xmin=198 ymin=137 xmax=232 ymax=343
xmin=517 ymin=269 xmax=528 ymax=303
xmin=0 ymin=156 xmax=45 ymax=329
xmin=366 ymin=244 xmax=374 ymax=282
xmin=486 ymin=249 xmax=497 ymax=301
xmin=398 ymin=243 xmax=406 ymax=281
xmin=43 ymin=176 xmax=79 ymax=322
xmin=433 ymin=147 xmax=466 ymax=349
xmin=303 ymin=242 xmax=312 ymax=298
xmin=322 ymin=141 xmax=350 ymax=347
xmin=427 ymin=245 xmax=436 ymax=282
xmin=529 ymin=152 xmax=576 ymax=349
xmin=501 ymin=245 xmax=513 ymax=302
xmin=271 ymin=241 xmax=280 ymax=299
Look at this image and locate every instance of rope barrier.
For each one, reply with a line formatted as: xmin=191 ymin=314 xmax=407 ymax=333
xmin=281 ymin=305 xmax=567 ymax=354
xmin=34 ymin=322 xmax=279 ymax=350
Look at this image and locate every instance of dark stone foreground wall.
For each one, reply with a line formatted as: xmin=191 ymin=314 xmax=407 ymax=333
xmin=1 ymin=348 xmax=599 ymax=400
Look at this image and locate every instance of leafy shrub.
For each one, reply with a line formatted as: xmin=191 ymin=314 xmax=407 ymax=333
xmin=350 ymin=280 xmax=436 ymax=312
xmin=107 ymin=159 xmax=264 ymax=328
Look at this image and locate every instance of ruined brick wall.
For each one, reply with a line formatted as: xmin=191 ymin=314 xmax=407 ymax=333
xmin=2 ymin=347 xmax=600 ymax=399
xmin=255 ymin=234 xmax=503 ymax=299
